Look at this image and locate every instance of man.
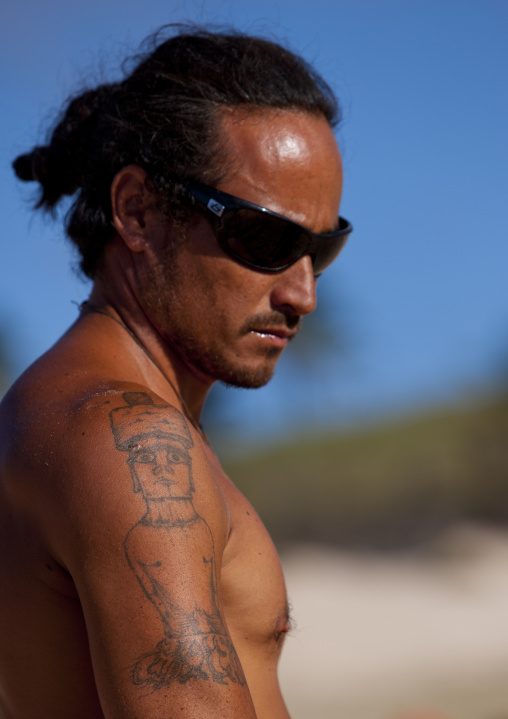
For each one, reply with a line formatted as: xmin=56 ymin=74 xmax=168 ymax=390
xmin=1 ymin=26 xmax=352 ymax=718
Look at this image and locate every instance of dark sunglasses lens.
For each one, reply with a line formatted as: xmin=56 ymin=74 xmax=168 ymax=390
xmin=220 ymin=209 xmax=304 ymax=269
xmin=311 ymin=232 xmax=350 ymax=274
xmin=215 ymin=206 xmax=351 ymax=273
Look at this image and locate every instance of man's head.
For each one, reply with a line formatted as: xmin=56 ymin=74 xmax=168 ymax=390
xmin=14 ymin=26 xmax=350 ymax=390
xmin=13 ymin=25 xmax=340 ymax=279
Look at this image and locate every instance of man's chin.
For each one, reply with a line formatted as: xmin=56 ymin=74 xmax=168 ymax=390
xmin=163 ymin=331 xmax=280 ymax=390
xmin=216 ymin=364 xmax=276 ymax=390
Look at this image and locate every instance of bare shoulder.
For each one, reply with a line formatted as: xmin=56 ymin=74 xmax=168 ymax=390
xmin=1 ymin=369 xmax=229 ymax=564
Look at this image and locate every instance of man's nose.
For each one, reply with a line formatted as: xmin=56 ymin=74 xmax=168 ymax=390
xmin=270 ymin=255 xmax=317 ymax=317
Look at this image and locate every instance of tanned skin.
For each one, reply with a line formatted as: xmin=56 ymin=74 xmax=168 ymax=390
xmin=0 ymin=110 xmax=344 ymax=718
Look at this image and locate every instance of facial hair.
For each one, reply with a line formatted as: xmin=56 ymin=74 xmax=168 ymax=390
xmin=140 ymin=245 xmax=300 ymax=390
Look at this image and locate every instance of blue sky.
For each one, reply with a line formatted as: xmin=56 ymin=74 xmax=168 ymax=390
xmin=1 ymin=0 xmax=507 ymax=446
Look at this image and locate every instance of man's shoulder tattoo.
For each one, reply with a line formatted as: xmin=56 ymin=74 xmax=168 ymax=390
xmin=110 ymin=392 xmax=246 ymax=691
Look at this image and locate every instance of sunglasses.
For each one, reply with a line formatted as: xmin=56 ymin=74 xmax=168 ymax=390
xmin=183 ymin=180 xmax=352 ymax=274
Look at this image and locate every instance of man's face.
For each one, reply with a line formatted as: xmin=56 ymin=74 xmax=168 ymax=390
xmin=141 ymin=109 xmax=344 ymax=389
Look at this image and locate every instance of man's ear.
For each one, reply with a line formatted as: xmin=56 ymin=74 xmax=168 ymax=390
xmin=110 ymin=165 xmax=156 ymax=252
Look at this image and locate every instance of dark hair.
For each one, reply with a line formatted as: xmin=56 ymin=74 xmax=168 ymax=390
xmin=13 ymin=25 xmax=340 ymax=278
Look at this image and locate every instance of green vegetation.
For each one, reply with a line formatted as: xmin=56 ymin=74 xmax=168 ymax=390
xmin=222 ymin=393 xmax=508 ymax=550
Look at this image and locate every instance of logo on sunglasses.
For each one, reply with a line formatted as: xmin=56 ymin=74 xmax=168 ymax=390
xmin=207 ymin=199 xmax=225 ymax=217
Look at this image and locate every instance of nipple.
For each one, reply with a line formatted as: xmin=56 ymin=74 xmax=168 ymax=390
xmin=274 ymin=613 xmax=291 ymax=642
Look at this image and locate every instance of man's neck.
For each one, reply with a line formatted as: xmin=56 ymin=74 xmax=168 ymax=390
xmin=86 ymin=260 xmax=212 ymax=427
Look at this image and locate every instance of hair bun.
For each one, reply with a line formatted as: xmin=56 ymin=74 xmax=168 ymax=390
xmin=12 ymin=146 xmax=48 ymax=183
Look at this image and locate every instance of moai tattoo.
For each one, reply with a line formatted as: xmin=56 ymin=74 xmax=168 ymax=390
xmin=110 ymin=392 xmax=245 ymax=691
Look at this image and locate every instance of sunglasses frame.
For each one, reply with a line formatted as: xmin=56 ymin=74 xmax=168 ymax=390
xmin=182 ymin=179 xmax=352 ymax=274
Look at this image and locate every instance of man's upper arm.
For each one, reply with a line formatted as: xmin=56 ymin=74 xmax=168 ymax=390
xmin=48 ymin=388 xmax=256 ymax=719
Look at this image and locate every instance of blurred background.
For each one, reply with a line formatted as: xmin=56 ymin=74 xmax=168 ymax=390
xmin=2 ymin=1 xmax=508 ymax=717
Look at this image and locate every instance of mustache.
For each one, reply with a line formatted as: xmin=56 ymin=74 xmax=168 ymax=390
xmin=240 ymin=312 xmax=301 ymax=337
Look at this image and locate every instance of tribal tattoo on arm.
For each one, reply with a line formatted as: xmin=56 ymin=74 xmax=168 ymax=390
xmin=110 ymin=392 xmax=246 ymax=692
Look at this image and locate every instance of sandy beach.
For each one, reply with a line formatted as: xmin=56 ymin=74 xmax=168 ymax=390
xmin=278 ymin=524 xmax=508 ymax=719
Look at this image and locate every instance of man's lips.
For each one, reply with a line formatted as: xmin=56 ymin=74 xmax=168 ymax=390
xmin=241 ymin=313 xmax=301 ymax=348
xmin=251 ymin=328 xmax=294 ymax=339
xmin=248 ymin=327 xmax=297 ymax=348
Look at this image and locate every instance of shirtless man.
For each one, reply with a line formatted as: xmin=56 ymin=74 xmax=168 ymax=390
xmin=0 ymin=27 xmax=352 ymax=718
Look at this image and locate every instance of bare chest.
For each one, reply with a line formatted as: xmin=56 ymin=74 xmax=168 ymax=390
xmin=207 ymin=454 xmax=289 ymax=657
